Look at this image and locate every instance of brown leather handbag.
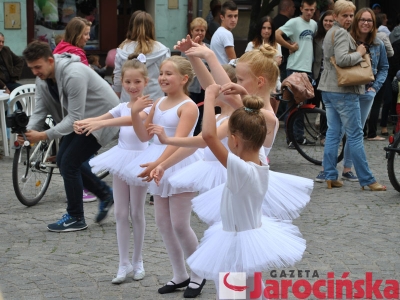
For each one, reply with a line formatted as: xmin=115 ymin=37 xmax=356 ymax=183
xmin=330 ymin=32 xmax=374 ymax=87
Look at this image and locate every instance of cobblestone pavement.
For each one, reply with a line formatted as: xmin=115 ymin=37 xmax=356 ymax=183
xmin=1 ymin=111 xmax=400 ymax=299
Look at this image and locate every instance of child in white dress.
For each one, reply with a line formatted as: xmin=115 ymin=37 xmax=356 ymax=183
xmin=74 ymin=54 xmax=153 ymax=283
xmin=177 ymin=39 xmax=313 ymax=222
xmin=147 ymin=64 xmax=237 ymax=194
xmin=121 ymin=56 xmax=205 ymax=298
xmin=189 ymin=86 xmax=306 ymax=300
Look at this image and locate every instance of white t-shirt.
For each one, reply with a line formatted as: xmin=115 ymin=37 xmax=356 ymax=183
xmin=245 ymin=41 xmax=282 ymax=57
xmin=220 ymin=153 xmax=269 ymax=232
xmin=210 ymin=27 xmax=234 ymax=64
xmin=279 ymin=17 xmax=317 ymax=72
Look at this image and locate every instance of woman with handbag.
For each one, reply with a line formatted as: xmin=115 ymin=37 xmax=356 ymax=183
xmin=317 ymin=0 xmax=386 ymax=191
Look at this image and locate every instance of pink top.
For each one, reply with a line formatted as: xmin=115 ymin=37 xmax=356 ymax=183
xmin=53 ymin=40 xmax=89 ymax=66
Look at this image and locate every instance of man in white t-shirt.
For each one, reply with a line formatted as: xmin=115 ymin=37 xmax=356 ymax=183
xmin=275 ymin=0 xmax=317 ymax=77
xmin=275 ymin=0 xmax=317 ymax=148
xmin=210 ymin=1 xmax=238 ymax=64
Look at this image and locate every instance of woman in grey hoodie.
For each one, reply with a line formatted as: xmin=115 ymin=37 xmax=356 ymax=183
xmin=113 ymin=11 xmax=170 ymax=103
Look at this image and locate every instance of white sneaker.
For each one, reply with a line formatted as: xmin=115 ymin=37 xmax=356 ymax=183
xmin=111 ymin=264 xmax=134 ymax=284
xmin=133 ymin=261 xmax=145 ymax=280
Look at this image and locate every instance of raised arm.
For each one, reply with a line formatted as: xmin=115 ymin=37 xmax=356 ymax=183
xmin=175 ymin=35 xmax=215 ymax=89
xmin=131 ymin=95 xmax=156 ymax=142
xmin=202 ymin=84 xmax=228 ymax=168
xmin=148 ymin=118 xmax=229 ymax=148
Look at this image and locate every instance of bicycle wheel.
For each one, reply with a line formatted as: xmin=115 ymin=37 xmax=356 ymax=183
xmin=387 ymin=134 xmax=400 ymax=192
xmin=287 ymin=107 xmax=345 ymax=165
xmin=12 ymin=140 xmax=55 ymax=206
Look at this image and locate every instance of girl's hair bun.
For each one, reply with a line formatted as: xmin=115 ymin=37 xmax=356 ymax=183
xmin=259 ymin=44 xmax=277 ymax=59
xmin=242 ymin=95 xmax=264 ymax=112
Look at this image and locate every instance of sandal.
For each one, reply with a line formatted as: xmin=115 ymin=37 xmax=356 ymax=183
xmin=367 ymin=136 xmax=385 ymax=141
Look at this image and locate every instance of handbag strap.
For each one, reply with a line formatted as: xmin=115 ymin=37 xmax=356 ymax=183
xmin=331 ymin=29 xmax=358 ymax=49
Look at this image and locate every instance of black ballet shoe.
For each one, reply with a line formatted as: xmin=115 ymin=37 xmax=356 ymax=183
xmin=158 ymin=278 xmax=190 ymax=294
xmin=183 ymin=279 xmax=206 ymax=298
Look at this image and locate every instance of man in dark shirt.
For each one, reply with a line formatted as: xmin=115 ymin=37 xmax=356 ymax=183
xmin=0 ymin=33 xmax=24 ymax=93
xmin=273 ymin=0 xmax=295 ymax=82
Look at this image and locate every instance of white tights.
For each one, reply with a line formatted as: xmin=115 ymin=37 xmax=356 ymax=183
xmin=113 ymin=175 xmax=147 ymax=266
xmin=154 ymin=192 xmax=202 ymax=287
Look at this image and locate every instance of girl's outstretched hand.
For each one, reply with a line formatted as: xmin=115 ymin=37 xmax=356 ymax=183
xmin=185 ymin=42 xmax=211 ymax=59
xmin=138 ymin=161 xmax=158 ymax=182
xmin=174 ymin=35 xmax=197 ymax=53
xmin=147 ymin=124 xmax=169 ymax=144
xmin=220 ymin=82 xmax=249 ymax=97
xmin=131 ymin=95 xmax=153 ymax=114
xmin=73 ymin=120 xmax=84 ymax=134
xmin=150 ymin=165 xmax=165 ymax=186
xmin=74 ymin=120 xmax=104 ymax=136
xmin=205 ymin=84 xmax=221 ymax=101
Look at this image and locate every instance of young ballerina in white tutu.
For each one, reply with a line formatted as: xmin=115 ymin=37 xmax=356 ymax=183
xmin=73 ymin=54 xmax=153 ymax=283
xmin=147 ymin=64 xmax=237 ymax=194
xmin=121 ymin=56 xmax=205 ymax=298
xmin=175 ymin=39 xmax=313 ymax=223
xmin=168 ymin=86 xmax=305 ymax=300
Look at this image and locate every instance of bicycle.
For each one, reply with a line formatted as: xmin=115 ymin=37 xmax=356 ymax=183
xmin=8 ymin=112 xmax=109 ymax=207
xmin=385 ymin=132 xmax=400 ymax=192
xmin=274 ymin=77 xmax=345 ymax=166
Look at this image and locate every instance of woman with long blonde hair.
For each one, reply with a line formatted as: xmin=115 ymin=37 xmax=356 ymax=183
xmin=113 ymin=11 xmax=170 ymax=103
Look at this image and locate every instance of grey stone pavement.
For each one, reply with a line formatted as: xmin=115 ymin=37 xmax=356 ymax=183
xmin=1 ymin=82 xmax=400 ymax=299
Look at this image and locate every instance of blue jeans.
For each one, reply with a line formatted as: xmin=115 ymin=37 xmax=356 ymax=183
xmin=342 ymin=90 xmax=376 ymax=168
xmin=322 ymin=92 xmax=375 ymax=186
xmin=57 ymin=132 xmax=111 ymax=218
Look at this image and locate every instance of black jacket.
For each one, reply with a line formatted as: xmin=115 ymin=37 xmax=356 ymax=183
xmin=0 ymin=46 xmax=24 ymax=87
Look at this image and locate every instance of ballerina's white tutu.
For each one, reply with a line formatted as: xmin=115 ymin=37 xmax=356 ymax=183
xmin=187 ymin=216 xmax=306 ymax=279
xmin=90 ymin=146 xmax=144 ymax=178
xmin=121 ymin=143 xmax=202 ymax=194
xmin=120 ymin=97 xmax=201 ymax=196
xmin=89 ymin=102 xmax=149 ymax=180
xmin=192 ymin=170 xmax=313 ymax=225
xmin=187 ymin=153 xmax=306 ymax=280
xmin=168 ymin=117 xmax=229 ymax=193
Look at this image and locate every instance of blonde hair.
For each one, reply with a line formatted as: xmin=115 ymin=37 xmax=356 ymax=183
xmin=121 ymin=53 xmax=149 ymax=80
xmin=238 ymin=44 xmax=279 ymax=92
xmin=127 ymin=11 xmax=156 ymax=55
xmin=160 ymin=56 xmax=194 ymax=96
xmin=333 ymin=0 xmax=356 ymax=16
xmin=221 ymin=64 xmax=237 ymax=83
xmin=63 ymin=17 xmax=92 ymax=48
xmin=229 ymin=95 xmax=267 ymax=151
xmin=190 ymin=17 xmax=207 ymax=31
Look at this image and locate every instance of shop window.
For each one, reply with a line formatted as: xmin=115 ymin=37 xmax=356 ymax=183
xmin=34 ymin=0 xmax=99 ymax=50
